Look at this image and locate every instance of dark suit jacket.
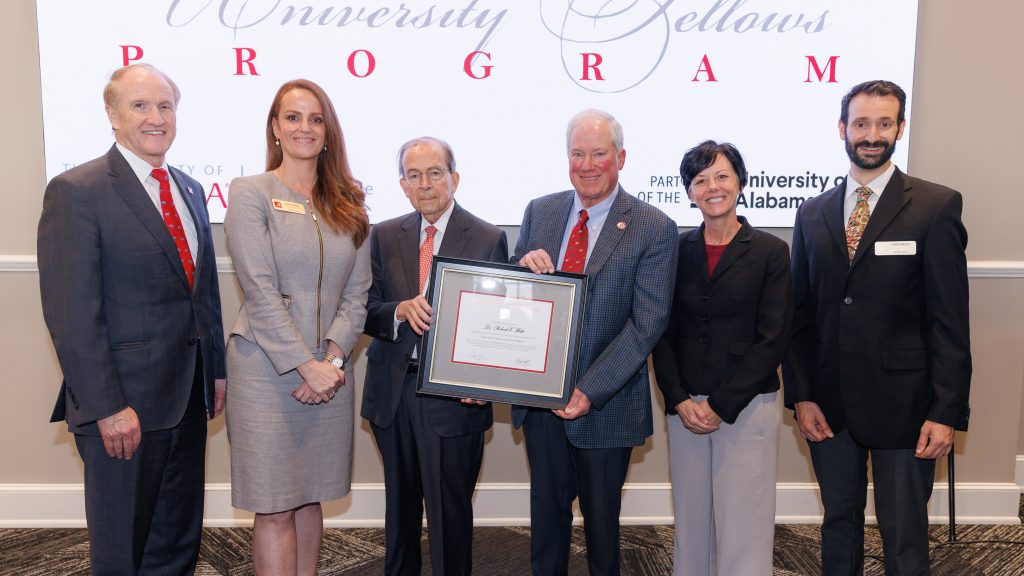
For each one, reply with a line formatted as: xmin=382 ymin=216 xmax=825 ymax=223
xmin=782 ymin=168 xmax=971 ymax=448
xmin=361 ymin=202 xmax=508 ymax=437
xmin=39 ymin=145 xmax=226 ymax=434
xmin=511 ymin=188 xmax=678 ymax=448
xmin=652 ymin=216 xmax=792 ymax=424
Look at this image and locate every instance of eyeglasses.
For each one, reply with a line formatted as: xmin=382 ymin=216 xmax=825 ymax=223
xmin=403 ymin=167 xmax=450 ymax=183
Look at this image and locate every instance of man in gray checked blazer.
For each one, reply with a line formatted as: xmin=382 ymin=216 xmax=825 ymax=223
xmin=514 ymin=110 xmax=678 ymax=576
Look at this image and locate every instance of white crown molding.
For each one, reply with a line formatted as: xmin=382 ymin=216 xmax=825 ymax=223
xmin=968 ymin=261 xmax=1024 ymax=278
xmin=1 ymin=480 xmax=1019 ymax=528
xmin=217 ymin=256 xmax=234 ymax=274
xmin=0 ymin=255 xmax=237 ymax=274
xmin=2 ymin=256 xmax=1021 ymax=277
xmin=0 ymin=255 xmax=38 ymax=272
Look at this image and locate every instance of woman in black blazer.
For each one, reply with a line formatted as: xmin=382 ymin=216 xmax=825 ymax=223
xmin=652 ymin=141 xmax=792 ymax=576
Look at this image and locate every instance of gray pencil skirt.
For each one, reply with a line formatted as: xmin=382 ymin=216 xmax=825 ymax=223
xmin=225 ymin=335 xmax=354 ymax=514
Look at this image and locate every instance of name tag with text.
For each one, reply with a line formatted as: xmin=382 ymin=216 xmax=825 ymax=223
xmin=272 ymin=199 xmax=306 ymax=215
xmin=875 ymin=241 xmax=916 ymax=256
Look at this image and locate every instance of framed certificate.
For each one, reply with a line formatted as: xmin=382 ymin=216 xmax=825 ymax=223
xmin=417 ymin=256 xmax=587 ymax=409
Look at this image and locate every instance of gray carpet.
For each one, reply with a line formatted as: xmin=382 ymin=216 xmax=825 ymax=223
xmin=2 ymin=497 xmax=1023 ymax=575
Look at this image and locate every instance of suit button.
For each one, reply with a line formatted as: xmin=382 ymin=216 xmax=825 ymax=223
xmin=700 ymin=294 xmax=711 ymax=302
xmin=697 ymin=336 xmax=709 ymax=344
xmin=843 ymin=296 xmax=853 ymax=305
xmin=188 ymin=337 xmax=198 ymax=345
xmin=700 ymin=315 xmax=710 ymax=322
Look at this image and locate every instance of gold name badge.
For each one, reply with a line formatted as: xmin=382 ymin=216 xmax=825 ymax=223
xmin=271 ymin=199 xmax=306 ymax=214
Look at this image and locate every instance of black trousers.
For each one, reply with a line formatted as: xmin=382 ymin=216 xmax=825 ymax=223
xmin=809 ymin=426 xmax=936 ymax=576
xmin=370 ymin=370 xmax=484 ymax=576
xmin=75 ymin=359 xmax=207 ymax=576
xmin=523 ymin=409 xmax=633 ymax=576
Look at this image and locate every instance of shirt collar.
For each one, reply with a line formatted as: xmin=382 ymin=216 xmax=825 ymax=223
xmin=572 ymin=186 xmax=617 ymax=221
xmin=846 ymin=162 xmax=896 ymax=199
xmin=421 ymin=200 xmax=455 ymax=234
xmin=116 ymin=143 xmax=169 ymax=186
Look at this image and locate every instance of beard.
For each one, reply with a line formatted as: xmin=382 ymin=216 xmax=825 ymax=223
xmin=845 ymin=137 xmax=898 ymax=170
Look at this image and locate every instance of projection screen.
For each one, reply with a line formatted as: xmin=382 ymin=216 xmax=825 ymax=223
xmin=37 ymin=0 xmax=918 ymax=226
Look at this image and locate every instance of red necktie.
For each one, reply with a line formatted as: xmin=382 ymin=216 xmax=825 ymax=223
xmin=151 ymin=168 xmax=195 ymax=288
xmin=418 ymin=225 xmax=437 ymax=293
xmin=560 ymin=209 xmax=589 ymax=273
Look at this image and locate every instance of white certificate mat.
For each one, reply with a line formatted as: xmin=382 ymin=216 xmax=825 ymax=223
xmin=418 ymin=257 xmax=587 ymax=409
xmin=451 ymin=291 xmax=554 ymax=374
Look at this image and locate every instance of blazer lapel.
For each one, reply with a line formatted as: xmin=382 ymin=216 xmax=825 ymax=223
xmin=438 ymin=203 xmax=471 ymax=258
xmin=398 ymin=212 xmax=422 ymax=298
xmin=821 ymin=182 xmax=849 ymax=261
xmin=541 ymin=192 xmax=575 ymax=263
xmin=107 ymin=147 xmax=191 ymax=291
xmin=709 ymin=217 xmax=752 ymax=282
xmin=685 ymin=226 xmax=709 ymax=283
xmin=850 ymin=169 xmax=911 ymax=268
xmin=585 ymin=188 xmax=631 ymax=275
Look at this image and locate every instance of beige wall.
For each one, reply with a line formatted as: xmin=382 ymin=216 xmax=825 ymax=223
xmin=911 ymin=0 xmax=1024 ymax=476
xmin=2 ymin=1 xmax=1022 ymax=498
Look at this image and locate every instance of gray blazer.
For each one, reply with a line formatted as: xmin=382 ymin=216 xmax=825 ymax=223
xmin=225 ymin=172 xmax=371 ymax=370
xmin=511 ymin=187 xmax=678 ymax=448
xmin=39 ymin=145 xmax=226 ymax=433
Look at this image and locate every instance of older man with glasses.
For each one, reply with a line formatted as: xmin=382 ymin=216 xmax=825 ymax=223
xmin=361 ymin=136 xmax=509 ymax=575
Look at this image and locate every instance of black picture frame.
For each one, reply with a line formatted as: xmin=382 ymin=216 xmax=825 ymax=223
xmin=417 ymin=256 xmax=587 ymax=409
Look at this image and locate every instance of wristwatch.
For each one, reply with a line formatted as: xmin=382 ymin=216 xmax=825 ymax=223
xmin=324 ymin=353 xmax=346 ymax=370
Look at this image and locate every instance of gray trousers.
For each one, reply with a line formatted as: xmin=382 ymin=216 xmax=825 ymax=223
xmin=668 ymin=392 xmax=779 ymax=576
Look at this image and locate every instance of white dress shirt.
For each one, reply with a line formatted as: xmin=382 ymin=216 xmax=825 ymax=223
xmin=117 ymin=143 xmax=198 ymax=263
xmin=843 ymin=162 xmax=896 ymax=224
xmin=394 ymin=200 xmax=457 ymax=345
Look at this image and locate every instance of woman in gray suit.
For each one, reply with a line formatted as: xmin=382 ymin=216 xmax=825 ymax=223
xmin=652 ymin=141 xmax=792 ymax=576
xmin=224 ymin=79 xmax=371 ymax=574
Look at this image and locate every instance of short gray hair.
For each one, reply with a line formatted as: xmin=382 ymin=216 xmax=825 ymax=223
xmin=396 ymin=137 xmax=456 ymax=176
xmin=566 ymin=109 xmax=624 ymax=153
xmin=103 ymin=63 xmax=180 ymax=108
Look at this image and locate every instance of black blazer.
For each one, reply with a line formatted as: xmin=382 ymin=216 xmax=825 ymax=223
xmin=653 ymin=216 xmax=792 ymax=424
xmin=39 ymin=145 xmax=226 ymax=433
xmin=361 ymin=202 xmax=508 ymax=437
xmin=782 ymin=169 xmax=972 ymax=448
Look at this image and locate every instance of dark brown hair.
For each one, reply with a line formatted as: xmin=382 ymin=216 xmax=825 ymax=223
xmin=265 ymin=79 xmax=369 ymax=247
xmin=840 ymin=80 xmax=907 ymax=126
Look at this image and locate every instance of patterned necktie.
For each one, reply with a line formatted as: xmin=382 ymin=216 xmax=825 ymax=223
xmin=418 ymin=225 xmax=437 ymax=293
xmin=560 ymin=209 xmax=589 ymax=273
xmin=845 ymin=186 xmax=872 ymax=262
xmin=151 ymin=168 xmax=195 ymax=288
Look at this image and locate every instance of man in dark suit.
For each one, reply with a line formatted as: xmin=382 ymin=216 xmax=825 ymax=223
xmin=37 ymin=63 xmax=226 ymax=575
xmin=362 ymin=136 xmax=508 ymax=575
xmin=514 ymin=109 xmax=678 ymax=576
xmin=784 ymin=80 xmax=971 ymax=575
